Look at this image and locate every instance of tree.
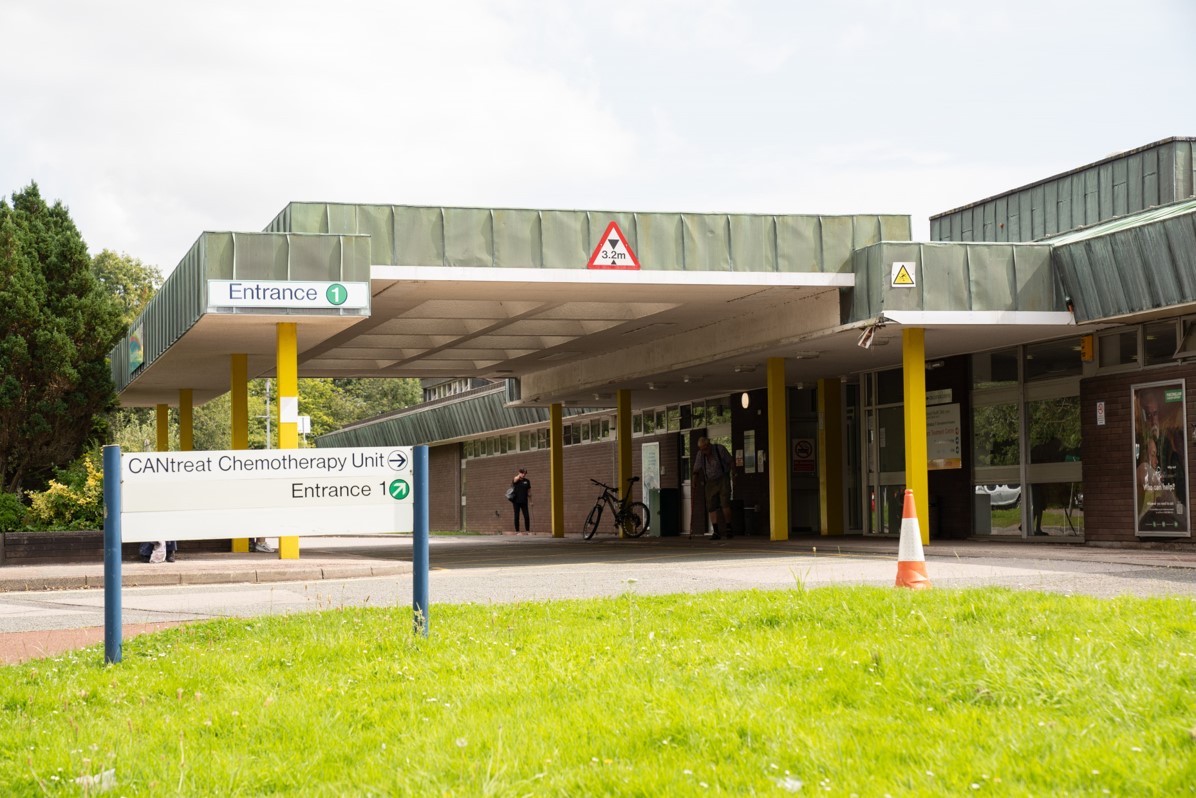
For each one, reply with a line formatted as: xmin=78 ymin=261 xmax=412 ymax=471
xmin=0 ymin=184 xmax=124 ymax=493
xmin=92 ymin=249 xmax=162 ymax=326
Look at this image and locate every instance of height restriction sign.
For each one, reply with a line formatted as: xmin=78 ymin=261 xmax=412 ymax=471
xmin=587 ymin=221 xmax=641 ymax=270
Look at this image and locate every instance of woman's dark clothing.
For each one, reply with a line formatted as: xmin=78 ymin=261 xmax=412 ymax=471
xmin=512 ymin=475 xmax=531 ymax=532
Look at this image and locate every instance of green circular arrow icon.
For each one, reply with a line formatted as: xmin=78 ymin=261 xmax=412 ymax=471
xmin=389 ymin=479 xmax=410 ymax=500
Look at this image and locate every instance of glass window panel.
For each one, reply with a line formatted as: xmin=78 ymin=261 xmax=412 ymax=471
xmin=1025 ymin=338 xmax=1082 ymax=381
xmin=667 ymin=406 xmax=680 ymax=432
xmin=680 ymin=404 xmax=692 ymax=430
xmin=1028 ymin=396 xmax=1081 ymax=462
xmin=1029 ymin=481 xmax=1084 ymax=536
xmin=973 ymin=483 xmax=1022 ymax=536
xmin=632 ymin=413 xmax=643 ymax=434
xmin=973 ymin=402 xmax=1020 ymax=466
xmin=691 ymin=403 xmax=705 ymax=428
xmin=877 ymin=405 xmax=905 ymax=472
xmin=707 ymin=401 xmax=731 ymax=426
xmin=643 ymin=413 xmax=655 ymax=434
xmin=538 ymin=429 xmax=548 ymax=448
xmin=600 ymin=418 xmax=610 ymax=439
xmin=581 ymin=422 xmax=591 ymax=442
xmin=872 ymin=483 xmax=906 ymax=535
xmin=1098 ymin=330 xmax=1137 ymax=368
xmin=972 ymin=348 xmax=1019 ymax=388
xmin=876 ymin=369 xmax=903 ymax=405
xmin=1144 ymin=321 xmax=1178 ymax=366
xmin=655 ymin=410 xmax=666 ymax=432
xmin=519 ymin=431 xmax=531 ymax=450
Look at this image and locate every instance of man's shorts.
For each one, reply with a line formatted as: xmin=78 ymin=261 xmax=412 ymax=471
xmin=703 ymin=474 xmax=732 ymax=512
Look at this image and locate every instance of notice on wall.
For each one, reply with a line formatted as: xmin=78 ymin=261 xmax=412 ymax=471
xmin=641 ymin=442 xmax=661 ymax=493
xmin=744 ymin=430 xmax=757 ymax=473
xmin=1133 ymin=381 xmax=1190 ymax=538
xmin=791 ymin=438 xmax=816 ymax=474
xmin=926 ymin=403 xmax=962 ymax=471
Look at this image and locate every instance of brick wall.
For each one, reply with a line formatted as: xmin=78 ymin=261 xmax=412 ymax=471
xmin=438 ymin=434 xmax=677 ymax=535
xmin=1081 ymin=364 xmax=1196 ymax=545
xmin=428 ymin=444 xmax=462 ymax=531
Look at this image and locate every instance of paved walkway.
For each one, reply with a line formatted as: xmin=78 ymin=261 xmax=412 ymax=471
xmin=4 ymin=533 xmax=1196 ymax=665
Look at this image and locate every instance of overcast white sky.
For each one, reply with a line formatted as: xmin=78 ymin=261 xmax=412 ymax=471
xmin=2 ymin=0 xmax=1194 ymax=276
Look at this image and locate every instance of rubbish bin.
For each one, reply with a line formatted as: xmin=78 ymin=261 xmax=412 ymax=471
xmin=742 ymin=505 xmax=757 ymax=537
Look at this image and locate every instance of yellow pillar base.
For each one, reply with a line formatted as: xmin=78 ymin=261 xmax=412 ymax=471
xmin=278 ymin=536 xmax=299 ymax=559
xmin=232 ymin=539 xmax=249 ymax=553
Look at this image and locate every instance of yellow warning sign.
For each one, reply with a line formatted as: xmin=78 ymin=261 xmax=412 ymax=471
xmin=891 ymin=261 xmax=916 ymax=287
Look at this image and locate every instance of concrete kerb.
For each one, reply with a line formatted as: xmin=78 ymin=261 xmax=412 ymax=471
xmin=0 ymin=559 xmax=412 ymax=593
xmin=4 ymin=534 xmax=1196 ymax=594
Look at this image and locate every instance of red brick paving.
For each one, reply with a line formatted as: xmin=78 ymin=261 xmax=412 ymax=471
xmin=0 ymin=622 xmax=187 ymax=665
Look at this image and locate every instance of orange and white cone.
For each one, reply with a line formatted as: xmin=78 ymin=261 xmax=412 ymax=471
xmin=895 ymin=489 xmax=931 ymax=589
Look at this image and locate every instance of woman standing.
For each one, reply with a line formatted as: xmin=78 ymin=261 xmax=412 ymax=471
xmin=511 ymin=467 xmax=532 ymax=533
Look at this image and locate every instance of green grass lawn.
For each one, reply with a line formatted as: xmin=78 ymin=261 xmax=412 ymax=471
xmin=3 ymin=586 xmax=1195 ymax=795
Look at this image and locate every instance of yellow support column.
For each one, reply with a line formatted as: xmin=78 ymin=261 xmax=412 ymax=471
xmin=818 ymin=378 xmax=845 ymax=536
xmin=155 ymin=404 xmax=169 ymax=451
xmin=277 ymin=323 xmax=300 ymax=559
xmin=616 ymin=390 xmax=632 ymax=489
xmin=550 ymin=403 xmax=564 ymax=538
xmin=616 ymin=389 xmax=632 ymax=537
xmin=178 ymin=389 xmax=193 ymax=452
xmin=230 ymin=354 xmax=250 ymax=553
xmin=902 ymin=328 xmax=930 ymax=545
xmin=766 ymin=357 xmax=790 ymax=541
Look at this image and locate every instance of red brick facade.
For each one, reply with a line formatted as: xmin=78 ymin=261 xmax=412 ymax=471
xmin=1081 ymin=363 xmax=1196 ymax=545
xmin=441 ymin=433 xmax=676 ymax=535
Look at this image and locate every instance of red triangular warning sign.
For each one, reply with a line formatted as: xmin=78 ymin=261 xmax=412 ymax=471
xmin=587 ymin=221 xmax=640 ymax=270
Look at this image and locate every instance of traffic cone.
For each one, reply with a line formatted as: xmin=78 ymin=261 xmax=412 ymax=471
xmin=895 ymin=489 xmax=931 ymax=589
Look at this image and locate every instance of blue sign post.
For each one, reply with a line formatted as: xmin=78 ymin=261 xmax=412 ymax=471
xmin=412 ymin=445 xmax=429 ymax=636
xmin=102 ymin=445 xmax=122 ymax=664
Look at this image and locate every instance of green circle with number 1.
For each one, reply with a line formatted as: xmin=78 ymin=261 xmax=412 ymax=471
xmin=389 ymin=479 xmax=410 ymax=500
xmin=326 ymin=283 xmax=348 ymax=306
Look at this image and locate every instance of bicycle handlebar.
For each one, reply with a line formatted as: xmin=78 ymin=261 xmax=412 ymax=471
xmin=590 ymin=476 xmax=642 ymax=491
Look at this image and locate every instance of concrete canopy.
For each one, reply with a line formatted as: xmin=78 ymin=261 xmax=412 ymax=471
xmin=111 ymin=203 xmax=1077 ymax=412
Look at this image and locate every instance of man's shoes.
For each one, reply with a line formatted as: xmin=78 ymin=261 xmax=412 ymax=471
xmin=252 ymin=541 xmax=276 ymax=553
xmin=139 ymin=554 xmax=151 ymax=563
xmin=165 ymin=552 xmax=176 ymax=563
xmin=710 ymin=532 xmax=722 ymax=540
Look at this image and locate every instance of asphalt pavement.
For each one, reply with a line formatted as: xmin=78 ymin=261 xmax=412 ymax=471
xmin=4 ymin=533 xmax=1196 ymax=664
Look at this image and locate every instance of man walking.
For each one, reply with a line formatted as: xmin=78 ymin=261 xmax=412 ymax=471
xmin=692 ymin=436 xmax=735 ymax=539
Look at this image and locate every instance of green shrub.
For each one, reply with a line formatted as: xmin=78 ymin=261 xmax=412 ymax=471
xmin=0 ymin=491 xmax=27 ymax=532
xmin=24 ymin=452 xmax=104 ymax=530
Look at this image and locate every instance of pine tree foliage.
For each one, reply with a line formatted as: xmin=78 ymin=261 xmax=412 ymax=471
xmin=0 ymin=184 xmax=124 ymax=493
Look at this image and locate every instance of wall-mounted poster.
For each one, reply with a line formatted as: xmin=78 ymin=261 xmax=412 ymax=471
xmin=1133 ymin=380 xmax=1190 ymax=538
xmin=926 ymin=403 xmax=962 ymax=470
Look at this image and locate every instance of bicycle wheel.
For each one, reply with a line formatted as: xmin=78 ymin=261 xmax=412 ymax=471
xmin=582 ymin=504 xmax=603 ymax=540
xmin=621 ymin=502 xmax=650 ymax=538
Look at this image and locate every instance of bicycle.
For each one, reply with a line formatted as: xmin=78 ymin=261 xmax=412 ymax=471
xmin=582 ymin=476 xmax=651 ymax=540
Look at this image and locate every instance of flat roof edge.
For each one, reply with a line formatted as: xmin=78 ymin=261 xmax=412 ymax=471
xmin=371 ymin=265 xmax=855 ymax=288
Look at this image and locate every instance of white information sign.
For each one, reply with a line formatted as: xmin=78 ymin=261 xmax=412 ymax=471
xmin=207 ymin=280 xmax=370 ymax=312
xmin=120 ymin=446 xmax=413 ymax=542
xmin=926 ymin=403 xmax=962 ymax=470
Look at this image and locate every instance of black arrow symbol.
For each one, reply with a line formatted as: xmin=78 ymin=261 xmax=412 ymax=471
xmin=608 ymin=239 xmax=619 ymax=250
